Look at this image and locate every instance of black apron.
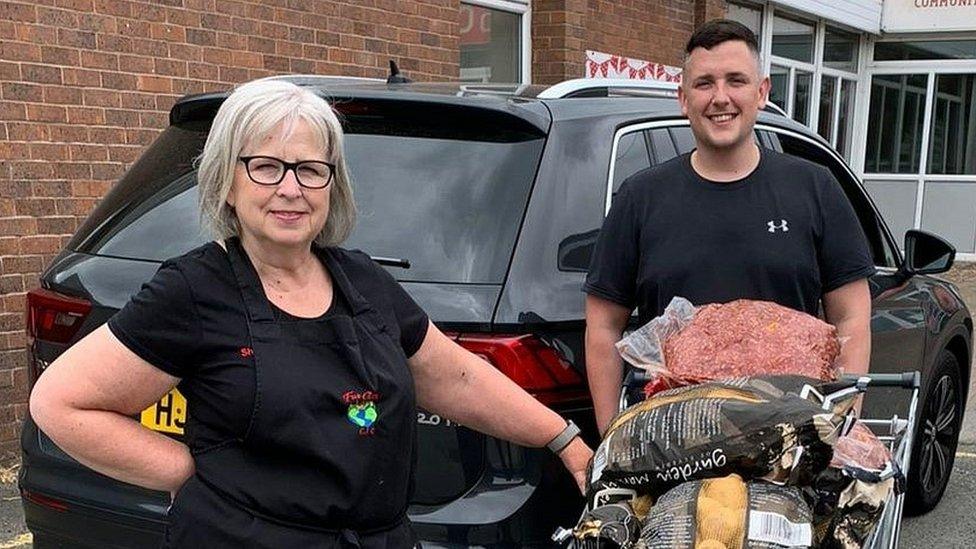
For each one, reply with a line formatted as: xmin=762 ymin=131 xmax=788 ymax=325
xmin=164 ymin=239 xmax=418 ymax=548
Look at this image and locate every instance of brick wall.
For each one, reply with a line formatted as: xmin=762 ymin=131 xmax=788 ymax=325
xmin=0 ymin=0 xmax=460 ymax=466
xmin=532 ymin=0 xmax=727 ymax=84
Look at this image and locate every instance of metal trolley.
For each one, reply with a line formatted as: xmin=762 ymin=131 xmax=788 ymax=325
xmin=609 ymin=369 xmax=922 ymax=549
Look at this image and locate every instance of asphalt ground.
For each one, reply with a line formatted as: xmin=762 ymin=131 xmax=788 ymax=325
xmin=2 ymin=264 xmax=976 ymax=548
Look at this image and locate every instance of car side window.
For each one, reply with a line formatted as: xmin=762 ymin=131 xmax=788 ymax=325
xmin=611 ymin=130 xmax=652 ymax=194
xmin=772 ymin=131 xmax=899 ymax=268
xmin=649 ymin=128 xmax=678 ymax=165
xmin=669 ymin=126 xmax=697 ymax=155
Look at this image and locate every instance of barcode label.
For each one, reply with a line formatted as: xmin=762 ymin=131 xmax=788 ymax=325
xmin=748 ymin=511 xmax=812 ymax=547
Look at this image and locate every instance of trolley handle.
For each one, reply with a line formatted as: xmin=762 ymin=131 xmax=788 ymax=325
xmin=838 ymin=371 xmax=922 ymax=389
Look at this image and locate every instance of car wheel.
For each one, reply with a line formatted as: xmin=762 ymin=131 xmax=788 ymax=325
xmin=905 ymin=349 xmax=963 ymax=516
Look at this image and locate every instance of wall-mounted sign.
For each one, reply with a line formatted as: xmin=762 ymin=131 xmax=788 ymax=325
xmin=882 ymin=0 xmax=976 ymax=33
xmin=585 ymin=50 xmax=682 ymax=83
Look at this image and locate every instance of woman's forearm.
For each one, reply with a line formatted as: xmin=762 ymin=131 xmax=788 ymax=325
xmin=35 ymin=406 xmax=193 ymax=493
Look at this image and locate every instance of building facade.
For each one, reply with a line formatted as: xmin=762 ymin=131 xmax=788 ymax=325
xmin=1 ymin=0 xmax=975 ymax=463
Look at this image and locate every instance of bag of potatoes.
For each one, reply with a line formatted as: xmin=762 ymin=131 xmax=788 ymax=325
xmin=641 ymin=474 xmax=814 ymax=549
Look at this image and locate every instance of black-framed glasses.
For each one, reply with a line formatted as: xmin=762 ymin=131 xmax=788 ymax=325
xmin=238 ymin=156 xmax=335 ymax=189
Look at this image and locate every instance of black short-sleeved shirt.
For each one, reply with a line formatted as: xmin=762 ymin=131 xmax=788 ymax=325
xmin=584 ymin=149 xmax=876 ymax=325
xmin=107 ymin=242 xmax=429 ymax=448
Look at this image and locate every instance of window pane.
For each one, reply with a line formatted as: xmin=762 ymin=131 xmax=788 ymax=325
xmin=927 ymin=74 xmax=976 ymax=175
xmin=770 ymin=65 xmax=789 ymax=113
xmin=612 ymin=131 xmax=651 ymax=193
xmin=727 ymin=2 xmax=763 ymax=42
xmin=772 ymin=15 xmax=814 ymax=63
xmin=865 ymin=74 xmax=928 ymax=174
xmin=824 ymin=28 xmax=859 ymax=72
xmin=875 ymin=40 xmax=976 ymax=61
xmin=459 ymin=3 xmax=521 ymax=83
xmin=818 ymin=76 xmax=837 ymax=141
xmin=793 ymin=71 xmax=812 ymax=125
xmin=836 ymin=79 xmax=856 ymax=161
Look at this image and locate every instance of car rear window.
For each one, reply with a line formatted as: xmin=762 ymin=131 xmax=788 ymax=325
xmin=70 ymin=108 xmax=545 ymax=284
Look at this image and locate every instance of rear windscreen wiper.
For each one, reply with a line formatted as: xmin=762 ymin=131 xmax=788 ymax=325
xmin=371 ymin=256 xmax=411 ymax=269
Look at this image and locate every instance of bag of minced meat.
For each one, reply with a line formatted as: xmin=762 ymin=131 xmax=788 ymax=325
xmin=616 ymin=297 xmax=842 ymax=398
xmin=804 ymin=422 xmax=900 ymax=549
xmin=588 ymin=376 xmax=847 ymax=500
xmin=640 ymin=474 xmax=814 ymax=549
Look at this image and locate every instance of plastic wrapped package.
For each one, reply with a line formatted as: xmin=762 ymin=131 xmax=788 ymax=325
xmin=806 ymin=422 xmax=899 ymax=549
xmin=641 ymin=475 xmax=814 ymax=549
xmin=588 ymin=376 xmax=847 ymax=500
xmin=617 ymin=298 xmax=842 ymax=398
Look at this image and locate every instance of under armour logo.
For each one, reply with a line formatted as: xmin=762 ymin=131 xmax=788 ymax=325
xmin=767 ymin=219 xmax=789 ymax=233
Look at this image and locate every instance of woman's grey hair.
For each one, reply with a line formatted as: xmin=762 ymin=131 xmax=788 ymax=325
xmin=196 ymin=78 xmax=356 ymax=247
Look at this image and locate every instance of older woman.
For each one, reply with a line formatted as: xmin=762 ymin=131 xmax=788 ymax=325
xmin=29 ymin=79 xmax=592 ymax=548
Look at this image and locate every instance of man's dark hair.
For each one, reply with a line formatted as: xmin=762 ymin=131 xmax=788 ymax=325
xmin=685 ymin=18 xmax=760 ymax=57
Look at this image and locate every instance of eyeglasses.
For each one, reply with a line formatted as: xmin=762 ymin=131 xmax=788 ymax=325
xmin=238 ymin=156 xmax=336 ymax=189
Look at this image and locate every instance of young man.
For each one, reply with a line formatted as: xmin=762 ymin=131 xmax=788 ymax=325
xmin=583 ymin=19 xmax=875 ymax=434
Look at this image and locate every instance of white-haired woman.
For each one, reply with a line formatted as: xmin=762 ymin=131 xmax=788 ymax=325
xmin=29 ymin=79 xmax=593 ymax=548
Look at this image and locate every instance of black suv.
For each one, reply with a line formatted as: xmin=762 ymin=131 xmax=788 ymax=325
xmin=20 ymin=76 xmax=972 ymax=547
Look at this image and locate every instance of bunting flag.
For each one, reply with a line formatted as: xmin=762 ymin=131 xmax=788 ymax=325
xmin=585 ymin=50 xmax=682 ymax=83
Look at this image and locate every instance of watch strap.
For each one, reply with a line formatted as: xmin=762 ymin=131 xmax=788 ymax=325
xmin=546 ymin=420 xmax=581 ymax=454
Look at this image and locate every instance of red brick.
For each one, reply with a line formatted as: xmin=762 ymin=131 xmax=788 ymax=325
xmin=52 ymin=162 xmax=92 ymax=179
xmin=0 ymin=101 xmax=27 ymax=121
xmin=35 ymin=216 xmax=75 ymax=235
xmin=66 ymin=106 xmax=105 ymax=124
xmin=0 ymin=60 xmax=19 ymax=79
xmin=154 ymin=57 xmax=186 ymax=77
xmin=0 ymin=41 xmax=41 ymax=62
xmin=14 ymin=23 xmax=57 ymax=45
xmin=131 ymin=37 xmax=169 ymax=57
xmin=83 ymin=88 xmax=120 ymax=107
xmin=78 ymin=12 xmax=116 ymax=33
xmin=125 ymin=128 xmax=158 ymax=145
xmin=48 ymin=124 xmax=88 ymax=142
xmin=0 ymin=274 xmax=23 ymax=293
xmin=21 ymin=63 xmax=62 ymax=84
xmin=40 ymin=45 xmax=81 ymax=66
xmin=90 ymin=162 xmax=125 ymax=180
xmin=119 ymin=54 xmax=154 ymax=73
xmin=30 ymin=180 xmax=73 ymax=197
xmin=68 ymin=143 xmax=108 ymax=161
xmin=101 ymin=71 xmax=138 ymax=90
xmin=168 ymin=43 xmax=201 ymax=62
xmin=150 ymin=22 xmax=185 ymax=42
xmin=0 ymin=217 xmax=35 ymax=237
xmin=81 ymin=50 xmax=118 ymax=69
xmin=57 ymin=28 xmax=96 ymax=48
xmin=104 ymin=108 xmax=140 ymax=126
xmin=37 ymin=5 xmax=78 ymax=26
xmin=0 ymin=1 xmax=37 ymax=22
xmin=29 ymin=142 xmax=69 ymax=161
xmin=2 ymin=255 xmax=38 ymax=275
xmin=96 ymin=33 xmax=131 ymax=53
xmin=26 ymin=103 xmax=67 ymax=122
xmin=63 ymin=67 xmax=101 ymax=86
xmin=136 ymin=75 xmax=172 ymax=93
xmin=43 ymin=85 xmax=84 ymax=105
xmin=6 ymin=122 xmax=48 ymax=141
xmin=19 ymin=235 xmax=61 ymax=254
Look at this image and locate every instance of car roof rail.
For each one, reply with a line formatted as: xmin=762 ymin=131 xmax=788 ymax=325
xmin=763 ymin=101 xmax=788 ymax=117
xmin=537 ymin=78 xmax=679 ymax=99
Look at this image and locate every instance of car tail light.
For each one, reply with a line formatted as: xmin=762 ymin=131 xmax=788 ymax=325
xmin=26 ymin=288 xmax=92 ymax=389
xmin=21 ymin=489 xmax=69 ymax=512
xmin=456 ymin=334 xmax=590 ymax=407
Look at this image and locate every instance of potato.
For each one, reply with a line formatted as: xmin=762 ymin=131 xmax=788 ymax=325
xmin=698 ymin=510 xmax=741 ymax=546
xmin=702 ymin=475 xmax=747 ymax=509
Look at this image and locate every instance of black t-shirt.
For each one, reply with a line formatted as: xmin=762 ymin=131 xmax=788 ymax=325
xmin=584 ymin=148 xmax=876 ymax=325
xmin=107 ymin=242 xmax=429 ymax=448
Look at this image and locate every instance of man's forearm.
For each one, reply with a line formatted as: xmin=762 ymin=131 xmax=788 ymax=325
xmin=585 ymin=328 xmax=626 ymax=435
xmin=834 ymin=317 xmax=871 ymax=376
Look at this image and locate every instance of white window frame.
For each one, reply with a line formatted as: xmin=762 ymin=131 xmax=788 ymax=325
xmin=851 ymin=33 xmax=976 ymax=259
xmin=763 ymin=7 xmax=861 ymax=141
xmin=461 ymin=0 xmax=532 ymax=84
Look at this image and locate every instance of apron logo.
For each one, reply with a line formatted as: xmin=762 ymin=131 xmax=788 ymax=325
xmin=343 ymin=390 xmax=381 ymax=436
xmin=239 ymin=347 xmax=254 ymax=358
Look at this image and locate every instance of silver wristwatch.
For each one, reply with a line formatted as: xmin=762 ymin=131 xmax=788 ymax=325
xmin=545 ymin=420 xmax=581 ymax=454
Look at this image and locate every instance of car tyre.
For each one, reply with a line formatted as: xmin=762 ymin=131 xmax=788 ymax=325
xmin=904 ymin=349 xmax=963 ymax=516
